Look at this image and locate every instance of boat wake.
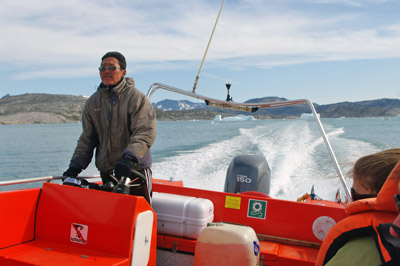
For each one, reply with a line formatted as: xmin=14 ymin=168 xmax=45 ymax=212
xmin=152 ymin=119 xmax=380 ymax=201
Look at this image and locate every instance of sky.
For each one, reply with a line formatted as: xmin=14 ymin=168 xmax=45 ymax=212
xmin=1 ymin=0 xmax=400 ymax=105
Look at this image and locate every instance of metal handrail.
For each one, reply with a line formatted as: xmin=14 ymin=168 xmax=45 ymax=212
xmin=147 ymin=82 xmax=351 ymax=201
xmin=0 ymin=176 xmax=101 ymax=187
xmin=305 ymin=99 xmax=351 ymax=200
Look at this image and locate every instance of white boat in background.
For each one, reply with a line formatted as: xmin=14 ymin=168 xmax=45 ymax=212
xmin=213 ymin=114 xmax=255 ymax=122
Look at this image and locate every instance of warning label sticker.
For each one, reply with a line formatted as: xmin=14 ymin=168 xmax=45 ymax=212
xmin=225 ymin=195 xmax=242 ymax=210
xmin=70 ymin=223 xmax=88 ymax=244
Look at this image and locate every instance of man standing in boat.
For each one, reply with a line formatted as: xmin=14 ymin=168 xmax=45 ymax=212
xmin=63 ymin=51 xmax=156 ymax=204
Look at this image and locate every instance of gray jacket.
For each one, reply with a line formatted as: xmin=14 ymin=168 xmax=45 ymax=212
xmin=70 ymin=77 xmax=156 ymax=172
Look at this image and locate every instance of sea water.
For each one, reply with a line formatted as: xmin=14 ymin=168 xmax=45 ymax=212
xmin=1 ymin=117 xmax=399 ymax=201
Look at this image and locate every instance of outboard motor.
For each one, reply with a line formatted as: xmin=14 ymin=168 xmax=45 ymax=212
xmin=224 ymin=154 xmax=271 ymax=195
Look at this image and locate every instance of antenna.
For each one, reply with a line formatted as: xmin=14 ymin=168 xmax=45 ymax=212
xmin=192 ymin=0 xmax=226 ymax=93
xmin=225 ymin=79 xmax=233 ymax=102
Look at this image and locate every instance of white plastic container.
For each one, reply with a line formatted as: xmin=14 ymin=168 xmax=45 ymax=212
xmin=194 ymin=222 xmax=260 ymax=266
xmin=152 ymin=192 xmax=214 ymax=239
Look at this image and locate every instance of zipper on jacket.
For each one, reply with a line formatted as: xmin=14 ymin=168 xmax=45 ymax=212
xmin=106 ymin=92 xmax=113 ymax=168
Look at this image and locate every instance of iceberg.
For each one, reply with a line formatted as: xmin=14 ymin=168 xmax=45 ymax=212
xmin=214 ymin=114 xmax=255 ymax=122
xmin=300 ymin=113 xmax=320 ymax=120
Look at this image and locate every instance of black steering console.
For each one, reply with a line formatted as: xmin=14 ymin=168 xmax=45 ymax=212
xmin=62 ymin=177 xmax=101 ymax=190
xmin=62 ymin=169 xmax=149 ymax=203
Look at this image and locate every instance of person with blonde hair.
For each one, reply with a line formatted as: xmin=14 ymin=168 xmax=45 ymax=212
xmin=316 ymin=149 xmax=400 ymax=266
xmin=351 ymin=148 xmax=400 ymax=201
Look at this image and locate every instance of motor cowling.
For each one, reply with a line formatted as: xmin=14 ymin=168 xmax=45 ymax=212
xmin=224 ymin=154 xmax=271 ymax=195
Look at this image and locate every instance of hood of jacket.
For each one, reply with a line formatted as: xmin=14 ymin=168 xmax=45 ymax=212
xmin=98 ymin=77 xmax=136 ymax=96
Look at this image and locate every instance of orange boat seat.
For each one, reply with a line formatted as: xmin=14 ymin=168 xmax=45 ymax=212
xmin=0 ymin=183 xmax=157 ymax=266
xmin=0 ymin=188 xmax=40 ymax=249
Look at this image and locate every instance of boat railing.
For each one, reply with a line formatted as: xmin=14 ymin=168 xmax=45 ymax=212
xmin=146 ymin=82 xmax=352 ymax=201
xmin=0 ymin=176 xmax=101 ymax=187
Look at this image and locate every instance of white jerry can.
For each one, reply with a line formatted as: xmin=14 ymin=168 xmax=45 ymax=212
xmin=194 ymin=222 xmax=260 ymax=266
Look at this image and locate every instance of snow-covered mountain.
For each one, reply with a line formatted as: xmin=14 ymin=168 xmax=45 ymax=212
xmin=152 ymin=99 xmax=206 ymax=111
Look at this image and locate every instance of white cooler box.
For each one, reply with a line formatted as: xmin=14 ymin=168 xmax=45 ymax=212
xmin=152 ymin=192 xmax=214 ymax=239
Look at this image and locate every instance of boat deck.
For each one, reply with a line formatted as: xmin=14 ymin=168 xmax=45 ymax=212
xmin=157 ymin=233 xmax=319 ymax=265
xmin=0 ymin=180 xmax=346 ymax=265
xmin=152 ymin=181 xmax=345 ymax=265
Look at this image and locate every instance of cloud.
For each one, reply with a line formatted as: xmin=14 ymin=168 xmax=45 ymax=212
xmin=303 ymin=0 xmax=394 ymax=6
xmin=10 ymin=67 xmax=96 ymax=80
xmin=1 ymin=0 xmax=400 ymax=80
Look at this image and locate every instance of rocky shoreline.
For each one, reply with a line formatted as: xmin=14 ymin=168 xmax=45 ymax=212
xmin=1 ymin=93 xmax=400 ymax=125
xmin=0 ymin=112 xmax=79 ymax=125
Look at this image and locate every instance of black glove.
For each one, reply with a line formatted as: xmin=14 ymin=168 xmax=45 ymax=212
xmin=63 ymin=166 xmax=82 ymax=177
xmin=114 ymin=158 xmax=137 ymax=179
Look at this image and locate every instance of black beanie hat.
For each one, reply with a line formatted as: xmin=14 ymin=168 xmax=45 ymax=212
xmin=101 ymin=51 xmax=126 ymax=70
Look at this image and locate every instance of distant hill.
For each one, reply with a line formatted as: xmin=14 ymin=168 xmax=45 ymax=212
xmin=154 ymin=97 xmax=400 ymax=119
xmin=1 ymin=93 xmax=399 ymax=124
xmin=316 ymin=99 xmax=400 ymax=117
xmin=0 ymin=93 xmax=87 ymax=124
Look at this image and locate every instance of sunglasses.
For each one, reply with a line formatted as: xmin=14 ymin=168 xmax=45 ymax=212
xmin=395 ymin=194 xmax=400 ymax=212
xmin=98 ymin=66 xmax=120 ymax=72
xmin=351 ymin=187 xmax=377 ymax=201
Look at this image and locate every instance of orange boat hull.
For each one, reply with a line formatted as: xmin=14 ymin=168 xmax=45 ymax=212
xmin=0 ymin=179 xmax=346 ymax=265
